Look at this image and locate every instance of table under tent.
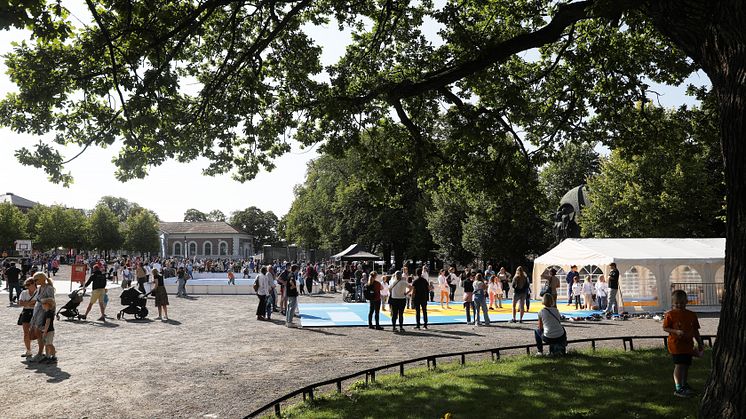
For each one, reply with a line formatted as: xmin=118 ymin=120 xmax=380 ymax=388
xmin=531 ymin=238 xmax=725 ymax=312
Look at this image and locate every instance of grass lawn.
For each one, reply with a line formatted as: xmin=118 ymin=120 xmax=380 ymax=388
xmin=274 ymin=349 xmax=711 ymax=418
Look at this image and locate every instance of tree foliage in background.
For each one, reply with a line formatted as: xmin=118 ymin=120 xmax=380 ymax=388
xmin=86 ymin=204 xmax=124 ymax=256
xmin=207 ymin=209 xmax=226 ymax=222
xmin=580 ymin=101 xmax=724 ymax=238
xmin=3 ymin=1 xmax=746 ymax=415
xmin=33 ymin=205 xmax=88 ymax=251
xmin=230 ymin=207 xmax=279 ymax=249
xmin=183 ymin=208 xmax=208 ymax=222
xmin=123 ymin=210 xmax=159 ymax=255
xmin=98 ymin=196 xmax=149 ymax=222
xmin=0 ymin=202 xmax=28 ymax=252
xmin=539 ymin=142 xmax=600 ymax=209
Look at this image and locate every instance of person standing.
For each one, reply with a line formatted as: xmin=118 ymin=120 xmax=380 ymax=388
xmin=437 ymin=269 xmax=451 ymax=309
xmin=81 ymin=265 xmax=108 ymax=322
xmin=176 ymin=266 xmax=188 ymax=297
xmin=354 ymin=264 xmax=364 ymax=302
xmin=18 ymin=278 xmax=37 ymax=358
xmin=571 ymin=276 xmax=582 ymax=310
xmin=498 ymin=267 xmax=511 ymax=300
xmin=565 ymin=265 xmax=579 ymax=306
xmin=305 ymin=264 xmax=315 ymax=295
xmin=5 ymin=262 xmax=22 ymax=305
xmin=380 ymin=275 xmax=390 ymax=311
xmin=366 ymin=271 xmax=384 ymax=330
xmin=663 ymin=290 xmax=704 ymax=398
xmin=595 ymin=275 xmax=609 ymax=311
xmin=152 ymin=268 xmax=169 ymax=321
xmin=581 ymin=277 xmax=594 ymax=310
xmin=450 ymin=266 xmax=462 ymax=302
xmin=511 ymin=266 xmax=529 ymax=323
xmin=285 ymin=265 xmax=301 ymax=327
xmin=462 ymin=273 xmax=475 ymax=324
xmin=39 ymin=298 xmax=57 ymax=364
xmin=28 ymin=272 xmax=55 ymax=363
xmin=388 ymin=271 xmax=408 ymax=332
xmin=473 ymin=273 xmax=490 ymax=326
xmin=255 ymin=266 xmax=270 ymax=321
xmin=135 ymin=262 xmax=148 ymax=294
xmin=605 ymin=263 xmax=621 ymax=315
xmin=412 ymin=268 xmax=430 ymax=330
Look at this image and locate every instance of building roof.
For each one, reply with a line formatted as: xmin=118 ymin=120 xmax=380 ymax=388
xmin=159 ymin=221 xmax=247 ymax=235
xmin=0 ymin=192 xmax=38 ymax=208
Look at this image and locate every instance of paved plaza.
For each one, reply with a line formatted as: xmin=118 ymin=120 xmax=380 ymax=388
xmin=0 ymin=266 xmax=720 ymax=418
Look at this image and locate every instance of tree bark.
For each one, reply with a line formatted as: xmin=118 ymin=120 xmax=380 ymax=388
xmin=649 ymin=1 xmax=746 ymax=417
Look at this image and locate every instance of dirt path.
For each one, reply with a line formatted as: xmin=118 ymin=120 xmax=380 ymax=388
xmin=0 ymin=266 xmax=719 ymax=418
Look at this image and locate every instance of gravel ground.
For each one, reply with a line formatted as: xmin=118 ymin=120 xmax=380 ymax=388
xmin=0 ymin=266 xmax=720 ymax=419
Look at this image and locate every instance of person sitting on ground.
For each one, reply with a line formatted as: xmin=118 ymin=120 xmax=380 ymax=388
xmin=81 ymin=265 xmax=108 ymax=322
xmin=535 ymin=294 xmax=567 ymax=355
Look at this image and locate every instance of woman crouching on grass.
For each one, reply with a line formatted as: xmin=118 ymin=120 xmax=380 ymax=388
xmin=535 ymin=293 xmax=566 ymax=355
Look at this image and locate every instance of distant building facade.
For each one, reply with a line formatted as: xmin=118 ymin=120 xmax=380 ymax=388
xmin=0 ymin=192 xmax=38 ymax=212
xmin=159 ymin=222 xmax=254 ymax=259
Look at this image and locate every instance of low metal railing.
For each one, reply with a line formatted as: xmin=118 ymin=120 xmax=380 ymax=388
xmin=245 ymin=334 xmax=716 ymax=418
xmin=671 ymin=282 xmax=724 ymax=306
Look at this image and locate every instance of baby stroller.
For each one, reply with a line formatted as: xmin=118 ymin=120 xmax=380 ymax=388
xmin=117 ymin=287 xmax=149 ymax=320
xmin=343 ymin=281 xmax=356 ymax=303
xmin=56 ymin=288 xmax=87 ymax=320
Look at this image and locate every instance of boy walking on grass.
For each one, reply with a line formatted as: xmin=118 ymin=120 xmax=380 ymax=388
xmin=662 ymin=290 xmax=703 ymax=398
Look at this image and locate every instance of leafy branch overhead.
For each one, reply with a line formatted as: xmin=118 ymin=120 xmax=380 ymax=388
xmin=1 ymin=0 xmax=697 ymax=183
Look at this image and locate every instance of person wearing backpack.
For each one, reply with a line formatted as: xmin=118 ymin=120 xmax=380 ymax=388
xmin=511 ymin=266 xmax=530 ymax=323
xmin=365 ymin=271 xmax=384 ymax=330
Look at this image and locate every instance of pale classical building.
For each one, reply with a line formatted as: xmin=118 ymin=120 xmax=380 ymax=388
xmin=159 ymin=222 xmax=254 ymax=259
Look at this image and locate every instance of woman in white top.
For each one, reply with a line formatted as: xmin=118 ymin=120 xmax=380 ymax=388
xmin=388 ymin=271 xmax=408 ymax=332
xmin=437 ymin=269 xmax=450 ymax=309
xmin=488 ymin=277 xmax=503 ymax=309
xmin=18 ymin=278 xmax=37 ymax=358
xmin=595 ymin=275 xmax=609 ymax=311
xmin=29 ymin=272 xmax=55 ymax=362
xmin=380 ymin=275 xmax=390 ymax=311
xmin=581 ymin=277 xmax=594 ymax=310
xmin=535 ymin=293 xmax=567 ymax=354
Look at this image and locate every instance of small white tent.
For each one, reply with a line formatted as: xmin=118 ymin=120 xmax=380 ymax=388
xmin=532 ymin=238 xmax=725 ymax=311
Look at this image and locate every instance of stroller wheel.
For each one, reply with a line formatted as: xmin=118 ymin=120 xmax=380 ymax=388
xmin=56 ymin=314 xmax=60 ymax=321
xmin=116 ymin=313 xmax=121 ymax=320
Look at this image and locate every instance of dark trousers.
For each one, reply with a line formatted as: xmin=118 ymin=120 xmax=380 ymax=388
xmin=429 ymin=291 xmax=434 ymax=302
xmin=137 ymin=277 xmax=147 ymax=294
xmin=256 ymin=295 xmax=267 ymax=317
xmin=299 ymin=280 xmax=305 ymax=294
xmin=368 ymin=300 xmax=381 ymax=326
xmin=8 ymin=282 xmax=22 ymax=302
xmin=534 ymin=329 xmax=567 ymax=353
xmin=502 ymin=281 xmax=509 ymax=299
xmin=574 ymin=295 xmax=581 ymax=309
xmin=306 ymin=278 xmax=313 ymax=294
xmin=414 ymin=300 xmax=428 ymax=326
xmin=449 ymin=283 xmax=457 ymax=301
xmin=390 ymin=298 xmax=405 ymax=328
xmin=464 ymin=301 xmax=474 ymax=323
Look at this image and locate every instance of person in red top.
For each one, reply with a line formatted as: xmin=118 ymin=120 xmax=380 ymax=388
xmin=365 ymin=271 xmax=384 ymax=330
xmin=662 ymin=290 xmax=704 ymax=398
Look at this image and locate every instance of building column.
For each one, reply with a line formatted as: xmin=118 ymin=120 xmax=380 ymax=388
xmin=233 ymin=235 xmax=240 ymax=258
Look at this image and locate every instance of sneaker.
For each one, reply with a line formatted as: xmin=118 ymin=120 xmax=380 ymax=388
xmin=30 ymin=354 xmax=46 ymax=363
xmin=674 ymin=388 xmax=694 ymax=398
xmin=155 ymin=316 xmax=162 ymax=320
xmin=510 ymin=319 xmax=517 ymax=323
xmin=375 ymin=326 xmax=384 ymax=330
xmin=42 ymin=356 xmax=57 ymax=364
xmin=414 ymin=326 xmax=421 ymax=330
xmin=399 ymin=327 xmax=406 ymax=332
xmin=369 ymin=325 xmax=375 ymax=329
xmin=22 ymin=351 xmax=32 ymax=358
xmin=534 ymin=351 xmax=546 ymax=357
xmin=423 ymin=325 xmax=428 ymax=329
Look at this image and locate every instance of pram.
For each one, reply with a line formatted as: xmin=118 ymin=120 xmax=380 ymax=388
xmin=343 ymin=280 xmax=364 ymax=303
xmin=117 ymin=287 xmax=149 ymax=320
xmin=56 ymin=288 xmax=87 ymax=320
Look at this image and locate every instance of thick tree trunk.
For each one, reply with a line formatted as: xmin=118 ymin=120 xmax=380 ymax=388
xmin=699 ymin=70 xmax=746 ymax=419
xmin=647 ymin=2 xmax=746 ymax=416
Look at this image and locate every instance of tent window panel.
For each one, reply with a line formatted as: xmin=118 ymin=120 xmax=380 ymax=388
xmin=669 ymin=265 xmax=703 ymax=283
xmin=622 ymin=266 xmax=658 ymax=307
xmin=715 ymin=266 xmax=724 ymax=283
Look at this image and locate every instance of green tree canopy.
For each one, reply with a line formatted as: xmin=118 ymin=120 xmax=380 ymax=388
xmin=230 ymin=207 xmax=279 ymax=249
xmin=123 ymin=210 xmax=160 ymax=255
xmin=183 ymin=208 xmax=208 ymax=222
xmin=34 ymin=205 xmax=88 ymax=251
xmin=0 ymin=202 xmax=28 ymax=252
xmin=87 ymin=204 xmax=124 ymax=255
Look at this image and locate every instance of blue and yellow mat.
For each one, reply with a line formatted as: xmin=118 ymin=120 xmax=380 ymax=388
xmin=298 ymin=300 xmax=601 ymax=327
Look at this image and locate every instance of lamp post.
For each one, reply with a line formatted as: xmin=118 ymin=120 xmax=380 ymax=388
xmin=184 ymin=236 xmax=188 ymax=259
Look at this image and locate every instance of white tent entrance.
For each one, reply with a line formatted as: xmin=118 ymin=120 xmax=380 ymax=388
xmin=532 ymin=238 xmax=725 ymax=312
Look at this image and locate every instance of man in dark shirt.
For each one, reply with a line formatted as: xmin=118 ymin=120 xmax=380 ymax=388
xmin=412 ymin=268 xmax=431 ymax=329
xmin=82 ymin=265 xmax=108 ymax=321
xmin=565 ymin=265 xmax=579 ymax=306
xmin=5 ymin=262 xmax=22 ymax=304
xmin=606 ymin=262 xmax=621 ymax=315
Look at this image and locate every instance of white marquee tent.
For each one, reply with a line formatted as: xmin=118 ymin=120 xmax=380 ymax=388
xmin=531 ymin=238 xmax=725 ymax=311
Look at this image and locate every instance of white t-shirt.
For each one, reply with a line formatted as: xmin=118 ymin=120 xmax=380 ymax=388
xmin=595 ymin=281 xmax=608 ymax=297
xmin=389 ymin=278 xmax=408 ymax=299
xmin=539 ymin=307 xmax=565 ymax=339
xmin=581 ymin=281 xmax=593 ymax=295
xmin=572 ymin=282 xmax=582 ymax=296
xmin=438 ymin=275 xmax=449 ymax=291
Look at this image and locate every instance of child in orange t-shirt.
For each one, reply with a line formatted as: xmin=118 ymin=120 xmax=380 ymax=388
xmin=662 ymin=290 xmax=704 ymax=398
xmin=227 ymin=270 xmax=235 ymax=285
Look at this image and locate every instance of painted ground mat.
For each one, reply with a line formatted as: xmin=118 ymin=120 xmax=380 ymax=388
xmin=298 ymin=301 xmax=603 ymax=327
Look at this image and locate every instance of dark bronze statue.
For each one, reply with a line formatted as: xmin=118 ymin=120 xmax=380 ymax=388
xmin=554 ymin=185 xmax=589 ymax=242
